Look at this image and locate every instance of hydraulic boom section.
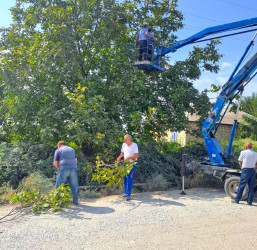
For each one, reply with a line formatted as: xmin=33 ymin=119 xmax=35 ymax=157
xmin=135 ymin=17 xmax=257 ymax=72
xmin=202 ymin=51 xmax=257 ymax=166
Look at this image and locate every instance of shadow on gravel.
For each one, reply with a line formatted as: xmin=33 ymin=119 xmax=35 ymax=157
xmin=132 ymin=197 xmax=185 ymax=207
xmin=159 ymin=188 xmax=257 ymax=202
xmin=57 ymin=204 xmax=115 ymax=220
xmin=0 ymin=206 xmax=34 ymax=224
xmin=111 ymin=193 xmax=185 ymax=210
xmin=77 ymin=204 xmax=115 ymax=214
xmin=159 ymin=188 xmax=227 ymax=201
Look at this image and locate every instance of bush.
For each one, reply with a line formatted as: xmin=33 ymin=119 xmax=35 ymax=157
xmin=0 ymin=141 xmax=213 ymax=196
xmin=79 ymin=190 xmax=101 ymax=199
xmin=135 ymin=141 xmax=208 ymax=187
xmin=220 ymin=138 xmax=257 ymax=167
xmin=0 ymin=143 xmax=56 ymax=188
xmin=136 ymin=142 xmax=181 ymax=187
xmin=17 ymin=172 xmax=55 ymax=194
xmin=232 ymin=138 xmax=257 ymax=155
xmin=0 ymin=142 xmax=95 ymax=189
xmin=0 ymin=184 xmax=15 ymax=204
xmin=188 ymin=172 xmax=223 ymax=189
xmin=146 ymin=174 xmax=169 ymax=191
xmin=78 ymin=160 xmax=102 ymax=186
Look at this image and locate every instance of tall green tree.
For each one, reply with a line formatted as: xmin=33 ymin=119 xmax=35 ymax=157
xmin=0 ymin=0 xmax=221 ymax=158
xmin=238 ymin=93 xmax=257 ymax=140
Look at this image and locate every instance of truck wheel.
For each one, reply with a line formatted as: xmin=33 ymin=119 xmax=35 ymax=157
xmin=224 ymin=176 xmax=248 ymax=200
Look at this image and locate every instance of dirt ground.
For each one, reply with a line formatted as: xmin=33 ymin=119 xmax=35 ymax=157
xmin=0 ymin=188 xmax=256 ymax=250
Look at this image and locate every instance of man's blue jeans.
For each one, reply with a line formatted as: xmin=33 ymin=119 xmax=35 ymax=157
xmin=235 ymin=168 xmax=256 ymax=204
xmin=124 ymin=164 xmax=137 ymax=197
xmin=56 ymin=168 xmax=79 ymax=204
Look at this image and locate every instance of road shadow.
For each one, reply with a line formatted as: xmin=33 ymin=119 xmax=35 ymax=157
xmin=111 ymin=193 xmax=185 ymax=210
xmin=0 ymin=206 xmax=34 ymax=224
xmin=53 ymin=204 xmax=115 ymax=220
xmin=158 ymin=188 xmax=257 ymax=202
xmin=0 ymin=203 xmax=115 ymax=223
xmin=158 ymin=188 xmax=227 ymax=201
xmin=132 ymin=197 xmax=185 ymax=207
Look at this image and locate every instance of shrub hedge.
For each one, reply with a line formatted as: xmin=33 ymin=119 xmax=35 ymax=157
xmin=2 ymin=139 xmax=253 ymax=194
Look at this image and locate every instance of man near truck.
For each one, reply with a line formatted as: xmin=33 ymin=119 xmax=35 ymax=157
xmin=233 ymin=142 xmax=257 ymax=205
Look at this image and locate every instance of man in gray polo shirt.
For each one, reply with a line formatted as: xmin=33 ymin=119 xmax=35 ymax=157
xmin=136 ymin=24 xmax=156 ymax=61
xmin=53 ymin=141 xmax=79 ymax=205
xmin=233 ymin=142 xmax=257 ymax=205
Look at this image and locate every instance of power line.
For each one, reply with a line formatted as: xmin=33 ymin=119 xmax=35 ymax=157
xmin=183 ymin=12 xmax=223 ymax=24
xmin=217 ymin=0 xmax=257 ymax=12
xmin=181 ymin=11 xmax=257 ymax=43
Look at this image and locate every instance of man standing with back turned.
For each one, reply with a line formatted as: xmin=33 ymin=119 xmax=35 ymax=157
xmin=53 ymin=141 xmax=79 ymax=205
xmin=233 ymin=142 xmax=257 ymax=205
xmin=117 ymin=134 xmax=139 ymax=201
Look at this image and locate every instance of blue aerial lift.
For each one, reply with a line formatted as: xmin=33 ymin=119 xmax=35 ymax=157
xmin=134 ymin=17 xmax=257 ymax=72
xmin=135 ymin=17 xmax=257 ymax=199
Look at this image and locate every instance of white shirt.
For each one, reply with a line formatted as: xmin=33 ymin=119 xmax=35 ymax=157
xmin=121 ymin=142 xmax=139 ymax=160
xmin=238 ymin=149 xmax=257 ymax=169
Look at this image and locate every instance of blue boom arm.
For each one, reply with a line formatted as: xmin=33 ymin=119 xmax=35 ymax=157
xmin=134 ymin=17 xmax=257 ymax=72
xmin=150 ymin=17 xmax=257 ymax=166
xmin=161 ymin=17 xmax=257 ymax=55
xmin=135 ymin=17 xmax=257 ymax=166
xmin=157 ymin=18 xmax=257 ymax=166
xmin=156 ymin=17 xmax=257 ymax=66
xmin=202 ymin=49 xmax=257 ymax=165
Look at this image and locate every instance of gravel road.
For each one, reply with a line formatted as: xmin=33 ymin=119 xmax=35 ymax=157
xmin=0 ymin=188 xmax=256 ymax=250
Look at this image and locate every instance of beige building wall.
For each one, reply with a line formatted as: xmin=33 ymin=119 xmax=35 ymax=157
xmin=164 ymin=122 xmax=237 ymax=146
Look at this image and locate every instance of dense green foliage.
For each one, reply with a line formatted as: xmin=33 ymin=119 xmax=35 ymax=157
xmin=0 ymin=0 xmax=226 ymax=198
xmin=0 ymin=0 xmax=221 ymax=160
xmin=0 ymin=141 xmax=209 ymax=191
xmin=136 ymin=141 xmax=208 ymax=187
xmin=230 ymin=92 xmax=257 ymax=140
xmin=0 ymin=142 xmax=92 ymax=189
xmin=238 ymin=93 xmax=257 ymax=140
xmin=232 ymin=138 xmax=257 ymax=155
xmin=0 ymin=143 xmax=55 ymax=188
xmin=220 ymin=138 xmax=257 ymax=167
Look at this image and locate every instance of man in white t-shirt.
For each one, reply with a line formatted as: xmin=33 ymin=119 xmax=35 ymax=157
xmin=117 ymin=134 xmax=139 ymax=201
xmin=233 ymin=142 xmax=257 ymax=205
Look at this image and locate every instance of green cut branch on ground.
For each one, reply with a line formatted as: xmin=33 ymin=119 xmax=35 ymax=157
xmin=9 ymin=184 xmax=73 ymax=213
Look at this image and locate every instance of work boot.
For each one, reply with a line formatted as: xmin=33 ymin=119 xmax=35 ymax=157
xmin=231 ymin=199 xmax=239 ymax=204
xmin=126 ymin=196 xmax=131 ymax=201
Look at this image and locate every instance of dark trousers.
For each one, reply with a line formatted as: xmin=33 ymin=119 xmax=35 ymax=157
xmin=148 ymin=44 xmax=153 ymax=61
xmin=235 ymin=168 xmax=256 ymax=204
xmin=138 ymin=40 xmax=148 ymax=61
xmin=124 ymin=164 xmax=137 ymax=196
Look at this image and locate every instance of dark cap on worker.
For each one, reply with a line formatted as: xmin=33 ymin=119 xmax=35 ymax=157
xmin=143 ymin=24 xmax=149 ymax=28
